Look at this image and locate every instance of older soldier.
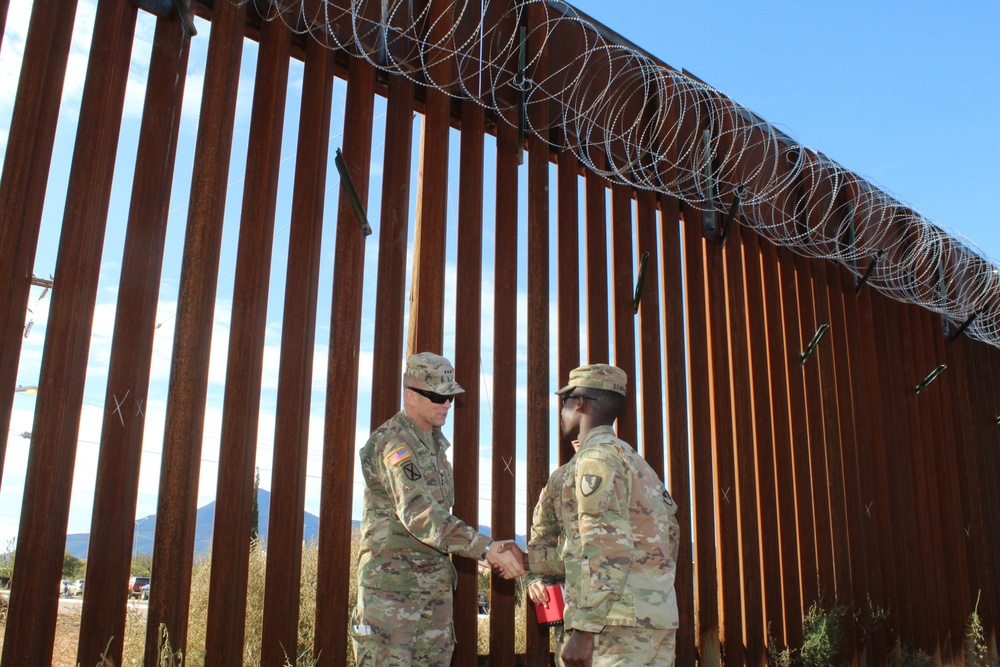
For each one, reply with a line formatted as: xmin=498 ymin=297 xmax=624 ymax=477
xmin=524 ymin=363 xmax=680 ymax=667
xmin=353 ymin=352 xmax=525 ymax=666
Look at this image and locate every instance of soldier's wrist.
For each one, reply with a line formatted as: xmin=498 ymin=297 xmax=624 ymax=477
xmin=483 ymin=540 xmax=494 ymax=560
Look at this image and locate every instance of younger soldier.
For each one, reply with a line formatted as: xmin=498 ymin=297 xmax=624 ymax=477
xmin=528 ymin=364 xmax=680 ymax=667
xmin=353 ymin=352 xmax=524 ymax=666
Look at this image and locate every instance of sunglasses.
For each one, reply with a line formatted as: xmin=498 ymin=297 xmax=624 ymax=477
xmin=405 ymin=386 xmax=454 ymax=404
xmin=560 ymin=393 xmax=594 ymax=406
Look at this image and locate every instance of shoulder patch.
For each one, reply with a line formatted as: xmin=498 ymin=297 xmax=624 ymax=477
xmin=576 ymin=457 xmax=613 ymax=513
xmin=385 ymin=445 xmax=412 ymax=466
xmin=581 ymin=474 xmax=603 ymax=497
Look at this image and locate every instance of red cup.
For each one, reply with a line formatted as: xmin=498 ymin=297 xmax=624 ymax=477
xmin=534 ymin=584 xmax=565 ymax=627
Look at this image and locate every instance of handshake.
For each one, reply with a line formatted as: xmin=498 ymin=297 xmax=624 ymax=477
xmin=483 ymin=541 xmax=529 ymax=579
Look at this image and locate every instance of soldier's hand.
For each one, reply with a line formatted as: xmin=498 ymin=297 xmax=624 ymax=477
xmin=561 ymin=630 xmax=595 ymax=667
xmin=527 ymin=581 xmax=549 ymax=606
xmin=486 ymin=540 xmax=526 ymax=578
xmin=497 ymin=541 xmax=529 ymax=574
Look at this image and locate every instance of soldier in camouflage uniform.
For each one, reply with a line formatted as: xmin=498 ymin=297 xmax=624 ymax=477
xmin=352 ymin=352 xmax=525 ymax=666
xmin=527 ymin=363 xmax=680 ymax=667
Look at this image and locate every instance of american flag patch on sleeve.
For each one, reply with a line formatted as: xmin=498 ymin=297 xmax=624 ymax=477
xmin=385 ymin=446 xmax=412 ymax=466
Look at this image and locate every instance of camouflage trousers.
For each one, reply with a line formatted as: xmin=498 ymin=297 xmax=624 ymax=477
xmin=579 ymin=626 xmax=676 ymax=666
xmin=351 ymin=586 xmax=454 ymax=666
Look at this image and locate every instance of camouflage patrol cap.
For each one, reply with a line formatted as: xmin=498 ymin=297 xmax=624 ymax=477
xmin=555 ymin=363 xmax=627 ymax=397
xmin=406 ymin=352 xmax=465 ymax=395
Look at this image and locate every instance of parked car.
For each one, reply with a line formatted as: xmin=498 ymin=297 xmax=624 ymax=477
xmin=68 ymin=579 xmax=85 ymax=596
xmin=128 ymin=576 xmax=150 ymax=599
xmin=140 ymin=583 xmax=150 ymax=601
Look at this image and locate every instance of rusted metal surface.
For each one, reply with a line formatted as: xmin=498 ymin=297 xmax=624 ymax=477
xmin=610 ymin=185 xmax=637 ymax=447
xmin=703 ymin=213 xmax=743 ymax=663
xmin=369 ymin=74 xmax=415 ymax=429
xmin=407 ymin=0 xmax=454 ymax=355
xmin=777 ymin=248 xmax=820 ymax=615
xmin=838 ymin=256 xmax=888 ymax=660
xmin=525 ymin=128 xmax=551 ymax=665
xmin=1 ymin=1 xmax=137 ymax=664
xmin=452 ymin=99 xmax=485 ymax=667
xmin=76 ymin=14 xmax=191 ymax=667
xmin=635 ymin=190 xmax=663 ymax=474
xmin=259 ymin=34 xmax=334 ymax=667
xmin=681 ymin=204 xmax=721 ymax=662
xmin=524 ymin=3 xmax=551 ymax=663
xmin=2 ymin=1 xmax=1000 ymax=665
xmin=584 ymin=157 xmax=610 ymax=362
xmin=557 ymin=148 xmax=581 ymax=465
xmin=488 ymin=114 xmax=520 ymax=667
xmin=742 ymin=229 xmax=787 ymax=652
xmin=658 ymin=193 xmax=696 ymax=665
xmin=204 ymin=13 xmax=292 ymax=662
xmin=796 ymin=260 xmax=837 ymax=607
xmin=314 ymin=57 xmax=376 ymax=666
xmin=723 ymin=222 xmax=765 ymax=664
xmin=143 ymin=1 xmax=246 ymax=661
xmin=0 ymin=0 xmax=76 ymax=489
xmin=758 ymin=238 xmax=804 ymax=650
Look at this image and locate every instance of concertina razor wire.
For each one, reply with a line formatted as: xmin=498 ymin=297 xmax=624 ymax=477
xmin=233 ymin=0 xmax=1000 ymax=348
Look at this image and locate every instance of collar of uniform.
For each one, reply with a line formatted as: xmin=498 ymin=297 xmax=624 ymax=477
xmin=577 ymin=424 xmax=617 ymax=451
xmin=396 ymin=410 xmax=450 ymax=451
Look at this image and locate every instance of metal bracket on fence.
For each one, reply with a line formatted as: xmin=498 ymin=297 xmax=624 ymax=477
xmin=800 ymin=324 xmax=829 ymax=364
xmin=514 ymin=26 xmax=530 ymax=166
xmin=947 ymin=311 xmax=979 ymax=342
xmin=720 ymin=184 xmax=745 ymax=245
xmin=632 ymin=252 xmax=650 ymax=313
xmin=174 ymin=0 xmax=198 ymax=36
xmin=335 ymin=148 xmax=372 ymax=237
xmin=133 ymin=0 xmax=197 ymax=35
xmin=915 ymin=364 xmax=947 ymax=395
xmin=855 ymin=250 xmax=884 ymax=294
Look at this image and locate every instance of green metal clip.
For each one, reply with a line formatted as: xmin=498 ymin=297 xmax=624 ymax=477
xmin=633 ymin=252 xmax=650 ymax=313
xmin=335 ymin=148 xmax=372 ymax=237
xmin=800 ymin=324 xmax=829 ymax=364
xmin=915 ymin=364 xmax=946 ymax=395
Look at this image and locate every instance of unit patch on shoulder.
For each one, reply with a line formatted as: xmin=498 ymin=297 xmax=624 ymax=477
xmin=576 ymin=457 xmax=613 ymax=514
xmin=385 ymin=445 xmax=412 ymax=466
xmin=581 ymin=474 xmax=603 ymax=497
xmin=402 ymin=461 xmax=422 ymax=481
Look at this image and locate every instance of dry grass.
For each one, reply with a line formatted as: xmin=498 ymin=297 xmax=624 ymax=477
xmin=0 ymin=535 xmax=530 ymax=666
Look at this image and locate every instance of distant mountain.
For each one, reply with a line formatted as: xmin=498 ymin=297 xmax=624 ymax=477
xmin=63 ymin=489 xmax=521 ymax=559
xmin=63 ymin=489 xmax=325 ymax=559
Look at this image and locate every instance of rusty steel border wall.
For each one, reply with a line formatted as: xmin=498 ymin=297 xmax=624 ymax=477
xmin=0 ymin=1 xmax=998 ymax=665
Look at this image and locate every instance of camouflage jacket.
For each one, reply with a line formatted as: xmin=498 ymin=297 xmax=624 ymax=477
xmin=357 ymin=410 xmax=492 ymax=591
xmin=527 ymin=462 xmax=569 ymax=588
xmin=553 ymin=425 xmax=680 ymax=633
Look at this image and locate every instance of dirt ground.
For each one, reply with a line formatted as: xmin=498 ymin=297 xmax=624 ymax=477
xmin=0 ymin=600 xmax=147 ymax=667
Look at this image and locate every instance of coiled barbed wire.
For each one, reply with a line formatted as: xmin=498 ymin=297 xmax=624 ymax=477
xmin=238 ymin=0 xmax=1000 ymax=348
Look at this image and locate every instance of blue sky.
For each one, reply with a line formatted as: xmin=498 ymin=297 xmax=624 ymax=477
xmin=2 ymin=1 xmax=999 ymax=547
xmin=571 ymin=0 xmax=1000 ymax=261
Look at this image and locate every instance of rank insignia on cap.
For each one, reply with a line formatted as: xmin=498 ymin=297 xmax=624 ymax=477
xmin=385 ymin=446 xmax=412 ymax=466
xmin=581 ymin=474 xmax=603 ymax=497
